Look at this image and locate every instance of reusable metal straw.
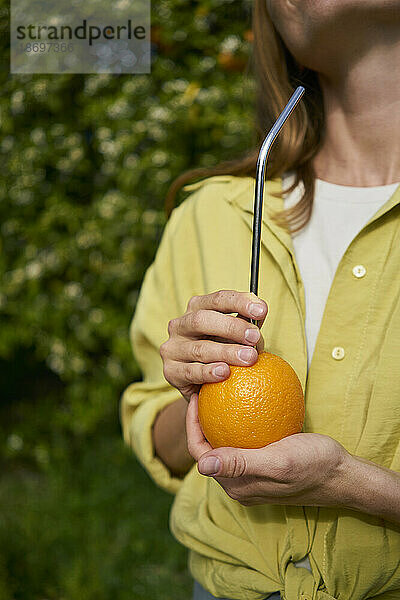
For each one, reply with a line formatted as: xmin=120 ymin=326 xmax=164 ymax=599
xmin=249 ymin=86 xmax=305 ymax=326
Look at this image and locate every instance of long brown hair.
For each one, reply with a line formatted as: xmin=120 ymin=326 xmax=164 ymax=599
xmin=165 ymin=0 xmax=324 ymax=232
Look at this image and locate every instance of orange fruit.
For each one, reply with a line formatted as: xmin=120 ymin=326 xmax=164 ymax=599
xmin=198 ymin=351 xmax=304 ymax=449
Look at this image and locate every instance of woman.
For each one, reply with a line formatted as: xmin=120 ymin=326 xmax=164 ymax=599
xmin=121 ymin=2 xmax=400 ymax=599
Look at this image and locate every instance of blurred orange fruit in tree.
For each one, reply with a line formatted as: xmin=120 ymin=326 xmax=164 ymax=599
xmin=198 ymin=351 xmax=304 ymax=449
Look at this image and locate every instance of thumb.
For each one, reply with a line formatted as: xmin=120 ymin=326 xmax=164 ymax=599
xmin=198 ymin=448 xmax=253 ymax=478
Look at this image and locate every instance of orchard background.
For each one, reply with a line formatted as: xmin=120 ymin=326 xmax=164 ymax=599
xmin=0 ymin=1 xmax=255 ymax=598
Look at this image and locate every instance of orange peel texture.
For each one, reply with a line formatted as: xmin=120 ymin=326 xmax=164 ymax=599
xmin=198 ymin=351 xmax=305 ymax=449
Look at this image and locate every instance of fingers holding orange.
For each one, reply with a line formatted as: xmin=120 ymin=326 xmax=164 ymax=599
xmin=159 ymin=289 xmax=268 ymax=407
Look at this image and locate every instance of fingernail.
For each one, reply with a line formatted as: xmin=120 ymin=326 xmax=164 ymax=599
xmin=199 ymin=457 xmax=221 ymax=475
xmin=245 ymin=328 xmax=260 ymax=343
xmin=213 ymin=365 xmax=227 ymax=377
xmin=238 ymin=347 xmax=256 ymax=363
xmin=249 ymin=303 xmax=265 ymax=318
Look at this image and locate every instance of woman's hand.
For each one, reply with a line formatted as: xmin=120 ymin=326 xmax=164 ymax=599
xmin=186 ymin=394 xmax=353 ymax=508
xmin=159 ymin=290 xmax=268 ymax=402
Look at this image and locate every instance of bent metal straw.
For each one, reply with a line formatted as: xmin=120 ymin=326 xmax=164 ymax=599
xmin=250 ymin=86 xmax=305 ymax=326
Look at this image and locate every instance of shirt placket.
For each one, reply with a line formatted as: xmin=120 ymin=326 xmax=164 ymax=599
xmin=306 ymin=197 xmax=400 ymax=450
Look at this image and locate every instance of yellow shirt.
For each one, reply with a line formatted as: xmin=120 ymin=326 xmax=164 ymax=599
xmin=120 ymin=175 xmax=400 ymax=600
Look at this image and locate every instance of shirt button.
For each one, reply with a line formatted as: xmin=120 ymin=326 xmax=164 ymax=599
xmin=352 ymin=265 xmax=366 ymax=278
xmin=332 ymin=346 xmax=345 ymax=360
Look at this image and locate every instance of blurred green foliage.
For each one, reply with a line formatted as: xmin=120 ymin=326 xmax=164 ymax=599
xmin=0 ymin=433 xmax=191 ymax=600
xmin=1 ymin=0 xmax=255 ymax=442
xmin=0 ymin=0 xmax=255 ymax=597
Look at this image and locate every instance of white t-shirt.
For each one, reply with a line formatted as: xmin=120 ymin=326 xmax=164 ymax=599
xmin=282 ymin=172 xmax=399 ymax=574
xmin=283 ymin=172 xmax=399 ymax=370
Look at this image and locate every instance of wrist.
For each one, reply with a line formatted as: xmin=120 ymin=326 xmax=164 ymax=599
xmin=334 ymin=452 xmax=400 ymax=523
xmin=152 ymin=395 xmax=194 ymax=478
xmin=324 ymin=449 xmax=358 ymax=510
xmin=333 ymin=452 xmax=364 ymax=510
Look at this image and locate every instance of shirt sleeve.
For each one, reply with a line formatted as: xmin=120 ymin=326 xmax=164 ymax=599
xmin=120 ymin=189 xmax=208 ymax=495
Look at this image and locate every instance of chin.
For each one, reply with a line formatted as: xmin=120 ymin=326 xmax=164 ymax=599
xmin=269 ymin=0 xmax=400 ymax=75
